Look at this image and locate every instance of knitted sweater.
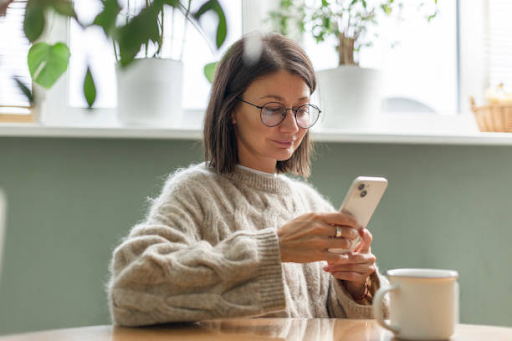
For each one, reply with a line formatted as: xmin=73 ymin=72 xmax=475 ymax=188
xmin=107 ymin=163 xmax=388 ymax=326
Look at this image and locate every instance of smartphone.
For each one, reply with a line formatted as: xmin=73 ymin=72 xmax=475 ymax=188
xmin=329 ymin=176 xmax=388 ymax=254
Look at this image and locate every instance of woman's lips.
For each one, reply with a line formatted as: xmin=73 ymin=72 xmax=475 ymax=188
xmin=272 ymin=139 xmax=294 ymax=147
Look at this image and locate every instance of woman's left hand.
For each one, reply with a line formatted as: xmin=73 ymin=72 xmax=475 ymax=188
xmin=322 ymin=228 xmax=376 ymax=300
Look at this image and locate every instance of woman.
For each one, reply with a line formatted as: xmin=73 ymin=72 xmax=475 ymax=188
xmin=107 ymin=33 xmax=388 ymax=326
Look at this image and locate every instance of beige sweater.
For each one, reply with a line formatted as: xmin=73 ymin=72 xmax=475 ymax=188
xmin=108 ymin=163 xmax=388 ymax=326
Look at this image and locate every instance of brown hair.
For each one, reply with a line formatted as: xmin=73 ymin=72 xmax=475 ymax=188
xmin=203 ymin=32 xmax=316 ymax=177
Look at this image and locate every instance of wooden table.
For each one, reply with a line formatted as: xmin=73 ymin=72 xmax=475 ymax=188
xmin=1 ymin=318 xmax=511 ymax=340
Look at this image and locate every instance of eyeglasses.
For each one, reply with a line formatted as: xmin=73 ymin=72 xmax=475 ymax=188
xmin=236 ymin=97 xmax=321 ymax=129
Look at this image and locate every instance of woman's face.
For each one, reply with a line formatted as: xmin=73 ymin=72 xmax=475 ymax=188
xmin=232 ymin=70 xmax=310 ymax=173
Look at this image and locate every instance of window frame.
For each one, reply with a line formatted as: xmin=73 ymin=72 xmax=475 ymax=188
xmin=36 ymin=10 xmax=117 ymax=126
xmin=0 ymin=0 xmax=35 ymax=121
xmin=36 ymin=0 xmax=485 ymax=130
xmin=458 ymin=0 xmax=487 ymax=115
xmin=38 ymin=1 xmax=250 ymax=127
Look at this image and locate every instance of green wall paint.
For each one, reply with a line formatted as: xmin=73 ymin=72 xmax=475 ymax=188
xmin=0 ymin=137 xmax=510 ymax=334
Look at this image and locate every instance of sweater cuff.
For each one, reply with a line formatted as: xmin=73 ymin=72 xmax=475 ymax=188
xmin=333 ymin=271 xmax=387 ymax=319
xmin=253 ymin=228 xmax=286 ymax=313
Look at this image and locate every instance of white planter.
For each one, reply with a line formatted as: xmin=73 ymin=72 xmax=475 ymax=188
xmin=316 ymin=66 xmax=382 ymax=130
xmin=116 ymin=58 xmax=183 ymax=126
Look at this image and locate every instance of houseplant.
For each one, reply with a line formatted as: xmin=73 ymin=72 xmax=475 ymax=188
xmin=1 ymin=0 xmax=79 ymax=116
xmin=2 ymin=0 xmax=227 ymax=120
xmin=267 ymin=0 xmax=437 ymax=129
xmin=107 ymin=0 xmax=227 ymax=126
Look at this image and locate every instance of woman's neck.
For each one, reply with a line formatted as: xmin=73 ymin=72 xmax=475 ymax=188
xmin=237 ymin=157 xmax=276 ymax=175
xmin=236 ymin=164 xmax=276 ymax=177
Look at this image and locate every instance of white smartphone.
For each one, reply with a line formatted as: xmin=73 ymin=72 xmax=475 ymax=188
xmin=329 ymin=176 xmax=388 ymax=254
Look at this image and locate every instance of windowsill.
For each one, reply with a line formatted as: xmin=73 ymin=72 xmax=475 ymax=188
xmin=1 ymin=112 xmax=512 ymax=145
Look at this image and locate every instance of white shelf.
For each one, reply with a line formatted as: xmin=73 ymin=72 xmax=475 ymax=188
xmin=0 ymin=124 xmax=203 ymax=140
xmin=2 ymin=123 xmax=512 ymax=145
xmin=311 ymin=130 xmax=512 ymax=145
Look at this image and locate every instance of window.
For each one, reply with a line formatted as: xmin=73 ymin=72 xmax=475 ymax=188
xmin=301 ymin=0 xmax=458 ymax=115
xmin=486 ymin=0 xmax=512 ymax=90
xmin=69 ymin=0 xmax=242 ymax=111
xmin=3 ymin=0 xmax=510 ymax=133
xmin=69 ymin=0 xmax=116 ymax=109
xmin=0 ymin=0 xmax=32 ymax=117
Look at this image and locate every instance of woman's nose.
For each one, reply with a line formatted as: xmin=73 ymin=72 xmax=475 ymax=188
xmin=280 ymin=109 xmax=300 ymax=132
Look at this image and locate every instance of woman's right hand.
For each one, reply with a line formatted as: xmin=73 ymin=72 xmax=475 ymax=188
xmin=277 ymin=212 xmax=359 ymax=263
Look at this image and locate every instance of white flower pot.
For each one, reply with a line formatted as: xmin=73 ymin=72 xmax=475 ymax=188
xmin=316 ymin=66 xmax=382 ymax=130
xmin=116 ymin=58 xmax=183 ymax=126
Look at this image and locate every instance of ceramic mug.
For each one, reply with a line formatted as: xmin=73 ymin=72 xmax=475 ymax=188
xmin=373 ymin=268 xmax=459 ymax=340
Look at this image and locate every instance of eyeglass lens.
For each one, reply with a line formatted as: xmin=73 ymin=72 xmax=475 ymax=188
xmin=261 ymin=103 xmax=320 ymax=128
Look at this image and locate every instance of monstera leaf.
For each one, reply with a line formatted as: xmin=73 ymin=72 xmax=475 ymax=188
xmin=28 ymin=42 xmax=71 ymax=89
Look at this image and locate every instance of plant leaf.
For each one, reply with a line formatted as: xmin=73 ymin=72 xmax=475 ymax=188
xmin=204 ymin=62 xmax=217 ymax=83
xmin=24 ymin=1 xmax=46 ymax=42
xmin=50 ymin=0 xmax=77 ymax=20
xmin=381 ymin=4 xmax=392 ymax=15
xmin=193 ymin=0 xmax=227 ymax=49
xmin=83 ymin=66 xmax=96 ymax=108
xmin=93 ymin=0 xmax=121 ymax=36
xmin=116 ymin=2 xmax=162 ymax=67
xmin=160 ymin=0 xmax=180 ymax=7
xmin=12 ymin=76 xmax=34 ymax=105
xmin=28 ymin=42 xmax=71 ymax=89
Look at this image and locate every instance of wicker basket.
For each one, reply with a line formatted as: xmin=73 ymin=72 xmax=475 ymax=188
xmin=470 ymin=97 xmax=512 ymax=132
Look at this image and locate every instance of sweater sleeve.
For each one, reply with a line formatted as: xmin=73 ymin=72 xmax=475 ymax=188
xmin=326 ymin=268 xmax=390 ymax=318
xmin=107 ymin=177 xmax=286 ymax=326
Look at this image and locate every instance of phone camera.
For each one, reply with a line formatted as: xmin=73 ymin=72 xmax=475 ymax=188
xmin=360 ymin=190 xmax=367 ymax=197
xmin=358 ymin=184 xmax=365 ymax=190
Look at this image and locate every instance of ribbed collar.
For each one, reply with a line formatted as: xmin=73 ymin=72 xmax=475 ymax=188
xmin=202 ymin=163 xmax=293 ymax=195
xmin=236 ymin=164 xmax=277 ymax=178
xmin=229 ymin=166 xmax=292 ymax=194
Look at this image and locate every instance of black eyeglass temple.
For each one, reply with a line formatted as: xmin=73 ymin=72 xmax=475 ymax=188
xmin=236 ymin=97 xmax=264 ymax=109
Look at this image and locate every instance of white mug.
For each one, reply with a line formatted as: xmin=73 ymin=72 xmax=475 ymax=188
xmin=373 ymin=268 xmax=459 ymax=340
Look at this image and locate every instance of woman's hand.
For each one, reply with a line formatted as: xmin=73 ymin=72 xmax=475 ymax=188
xmin=322 ymin=228 xmax=376 ymax=300
xmin=277 ymin=212 xmax=359 ymax=263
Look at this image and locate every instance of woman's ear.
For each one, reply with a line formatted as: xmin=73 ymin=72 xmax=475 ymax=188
xmin=231 ymin=111 xmax=237 ymax=125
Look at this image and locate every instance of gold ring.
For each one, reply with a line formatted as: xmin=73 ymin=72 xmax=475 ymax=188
xmin=335 ymin=226 xmax=342 ymax=238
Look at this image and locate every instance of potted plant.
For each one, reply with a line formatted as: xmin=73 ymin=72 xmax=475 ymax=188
xmin=1 ymin=0 xmax=77 ymax=121
xmin=1 ymin=0 xmax=227 ymax=125
xmin=267 ymin=0 xmax=437 ymax=129
xmin=103 ymin=0 xmax=227 ymax=126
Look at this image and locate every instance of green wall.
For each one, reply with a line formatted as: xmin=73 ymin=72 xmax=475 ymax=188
xmin=0 ymin=137 xmax=511 ymax=334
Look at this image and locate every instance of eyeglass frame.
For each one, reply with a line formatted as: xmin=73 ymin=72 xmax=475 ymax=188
xmin=235 ymin=97 xmax=321 ymax=129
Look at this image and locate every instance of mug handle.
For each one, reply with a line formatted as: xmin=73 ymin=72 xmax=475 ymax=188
xmin=372 ymin=284 xmax=400 ymax=334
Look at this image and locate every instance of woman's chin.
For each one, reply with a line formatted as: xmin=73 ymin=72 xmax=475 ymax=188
xmin=275 ymin=150 xmax=295 ymax=161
